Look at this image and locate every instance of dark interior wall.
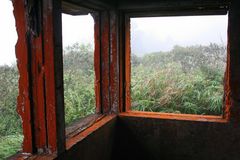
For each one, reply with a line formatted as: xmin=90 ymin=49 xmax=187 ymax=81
xmin=56 ymin=115 xmax=240 ymax=160
xmin=113 ymin=115 xmax=240 ymax=160
xmin=58 ymin=116 xmax=117 ymax=160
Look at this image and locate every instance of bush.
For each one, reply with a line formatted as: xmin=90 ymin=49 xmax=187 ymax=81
xmin=131 ymin=43 xmax=225 ymax=115
xmin=0 ymin=134 xmax=23 ymax=159
xmin=63 ymin=43 xmax=95 ymax=125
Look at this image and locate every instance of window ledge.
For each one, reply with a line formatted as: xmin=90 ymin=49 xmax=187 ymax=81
xmin=120 ymin=111 xmax=228 ymax=123
xmin=65 ymin=113 xmax=105 ymax=139
xmin=66 ymin=114 xmax=116 ymax=149
xmin=9 ymin=114 xmax=117 ymax=160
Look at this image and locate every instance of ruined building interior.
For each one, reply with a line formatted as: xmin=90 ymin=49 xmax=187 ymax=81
xmin=8 ymin=0 xmax=240 ymax=159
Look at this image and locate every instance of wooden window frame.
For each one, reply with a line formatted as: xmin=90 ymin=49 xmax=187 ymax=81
xmin=63 ymin=12 xmax=103 ymax=135
xmin=123 ymin=7 xmax=231 ymax=122
xmin=13 ymin=0 xmax=119 ymax=157
xmin=13 ymin=0 xmax=66 ymax=154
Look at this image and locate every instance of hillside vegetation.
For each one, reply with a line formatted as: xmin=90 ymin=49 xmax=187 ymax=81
xmin=0 ymin=43 xmax=226 ymax=159
xmin=131 ymin=44 xmax=226 ymax=115
xmin=63 ymin=43 xmax=95 ymax=125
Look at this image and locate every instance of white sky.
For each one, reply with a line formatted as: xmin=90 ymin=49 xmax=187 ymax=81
xmin=62 ymin=13 xmax=94 ymax=49
xmin=0 ymin=0 xmax=17 ymax=66
xmin=131 ymin=15 xmax=228 ymax=56
xmin=0 ymin=0 xmax=228 ymax=65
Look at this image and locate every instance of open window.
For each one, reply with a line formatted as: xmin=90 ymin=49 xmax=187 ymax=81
xmin=0 ymin=1 xmax=22 ymax=159
xmin=62 ymin=14 xmax=96 ymax=125
xmin=125 ymin=13 xmax=228 ymax=116
xmin=61 ymin=6 xmax=102 ymax=137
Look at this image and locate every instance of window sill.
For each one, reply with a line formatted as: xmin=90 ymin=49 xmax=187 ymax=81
xmin=9 ymin=114 xmax=117 ymax=160
xmin=65 ymin=113 xmax=105 ymax=139
xmin=66 ymin=114 xmax=116 ymax=149
xmin=120 ymin=111 xmax=228 ymax=123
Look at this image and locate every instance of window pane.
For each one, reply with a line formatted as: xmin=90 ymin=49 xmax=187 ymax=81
xmin=130 ymin=15 xmax=227 ymax=115
xmin=62 ymin=14 xmax=96 ymax=126
xmin=0 ymin=1 xmax=22 ymax=159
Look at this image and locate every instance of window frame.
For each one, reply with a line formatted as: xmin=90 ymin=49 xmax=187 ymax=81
xmin=13 ymin=0 xmax=118 ymax=155
xmin=61 ymin=12 xmax=102 ymax=129
xmin=124 ymin=9 xmax=229 ymax=121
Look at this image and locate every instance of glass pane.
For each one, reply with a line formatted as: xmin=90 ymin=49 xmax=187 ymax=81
xmin=130 ymin=15 xmax=227 ymax=115
xmin=0 ymin=1 xmax=23 ymax=159
xmin=62 ymin=14 xmax=96 ymax=126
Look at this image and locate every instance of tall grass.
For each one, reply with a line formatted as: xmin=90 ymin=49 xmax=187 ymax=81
xmin=63 ymin=43 xmax=96 ymax=125
xmin=64 ymin=69 xmax=95 ymax=125
xmin=0 ymin=65 xmax=22 ymax=159
xmin=131 ymin=63 xmax=224 ymax=115
xmin=131 ymin=44 xmax=225 ymax=115
xmin=0 ymin=135 xmax=23 ymax=160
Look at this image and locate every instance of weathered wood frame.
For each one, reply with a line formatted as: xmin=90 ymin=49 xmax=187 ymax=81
xmin=12 ymin=0 xmax=120 ymax=156
xmin=122 ymin=3 xmax=238 ymax=122
xmin=13 ymin=0 xmax=66 ymax=154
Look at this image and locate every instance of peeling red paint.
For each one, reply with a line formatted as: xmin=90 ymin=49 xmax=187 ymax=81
xmin=110 ymin=11 xmax=120 ymax=113
xmin=101 ymin=11 xmax=111 ymax=113
xmin=124 ymin=17 xmax=131 ymax=111
xmin=13 ymin=0 xmax=65 ymax=154
xmin=223 ymin=15 xmax=231 ymax=121
xmin=42 ymin=0 xmax=58 ymax=152
xmin=13 ymin=0 xmax=33 ymax=153
xmin=31 ymin=34 xmax=47 ymax=151
xmin=93 ymin=13 xmax=102 ymax=114
xmin=119 ymin=12 xmax=125 ymax=113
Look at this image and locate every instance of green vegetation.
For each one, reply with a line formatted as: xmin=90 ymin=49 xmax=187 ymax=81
xmin=0 ymin=43 xmax=225 ymax=159
xmin=0 ymin=65 xmax=22 ymax=159
xmin=63 ymin=43 xmax=95 ymax=125
xmin=0 ymin=134 xmax=23 ymax=159
xmin=131 ymin=43 xmax=226 ymax=115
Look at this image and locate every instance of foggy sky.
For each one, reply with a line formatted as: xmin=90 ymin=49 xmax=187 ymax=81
xmin=131 ymin=15 xmax=228 ymax=56
xmin=0 ymin=0 xmax=228 ymax=65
